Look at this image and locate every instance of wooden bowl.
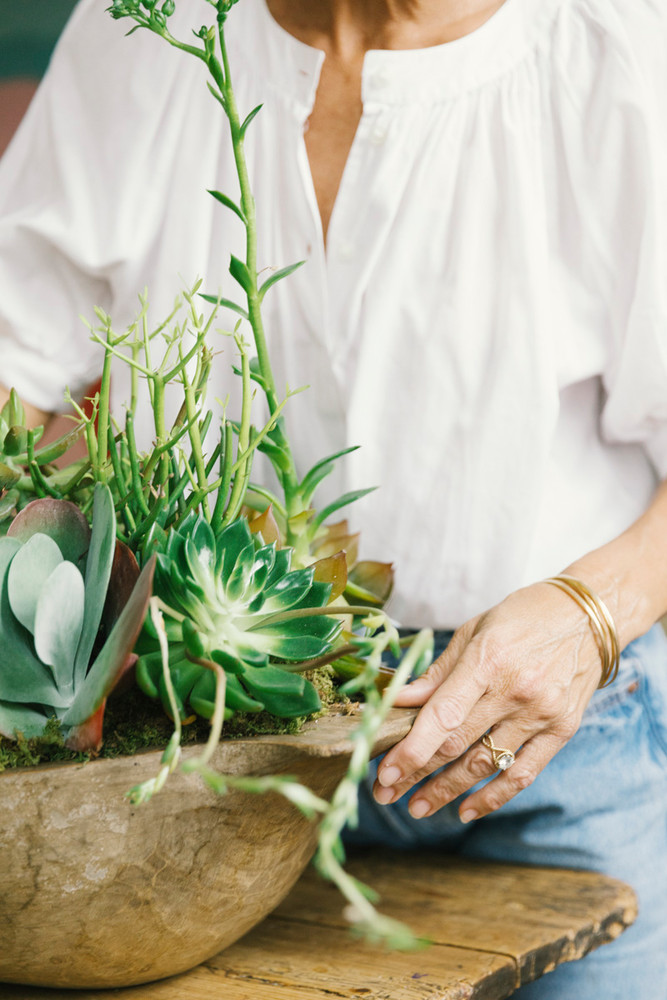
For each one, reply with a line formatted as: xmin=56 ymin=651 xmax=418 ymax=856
xmin=0 ymin=707 xmax=415 ymax=989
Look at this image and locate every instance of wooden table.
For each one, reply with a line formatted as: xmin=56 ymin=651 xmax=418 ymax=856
xmin=2 ymin=849 xmax=636 ymax=1000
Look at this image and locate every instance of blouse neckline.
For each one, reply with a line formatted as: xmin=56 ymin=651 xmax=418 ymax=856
xmin=251 ymin=0 xmax=562 ymax=108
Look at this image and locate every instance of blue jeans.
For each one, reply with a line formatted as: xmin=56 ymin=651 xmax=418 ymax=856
xmin=346 ymin=625 xmax=667 ymax=998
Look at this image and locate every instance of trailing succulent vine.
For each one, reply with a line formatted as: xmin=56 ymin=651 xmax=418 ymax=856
xmin=0 ymin=0 xmax=435 ymax=948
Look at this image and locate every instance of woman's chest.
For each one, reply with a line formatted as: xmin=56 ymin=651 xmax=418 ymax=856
xmin=302 ymin=56 xmax=363 ymax=242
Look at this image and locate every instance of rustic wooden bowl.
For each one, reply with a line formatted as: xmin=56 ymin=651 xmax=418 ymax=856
xmin=0 ymin=707 xmax=415 ymax=989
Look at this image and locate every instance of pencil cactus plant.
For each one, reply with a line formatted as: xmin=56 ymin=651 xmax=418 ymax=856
xmin=0 ymin=484 xmax=154 ymax=750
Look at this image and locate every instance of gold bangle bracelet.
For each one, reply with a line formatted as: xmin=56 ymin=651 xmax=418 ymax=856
xmin=555 ymin=575 xmax=620 ymax=685
xmin=544 ymin=577 xmax=610 ymax=682
xmin=543 ymin=575 xmax=620 ymax=688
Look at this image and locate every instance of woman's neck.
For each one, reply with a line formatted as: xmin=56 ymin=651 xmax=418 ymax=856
xmin=265 ymin=0 xmax=508 ymax=55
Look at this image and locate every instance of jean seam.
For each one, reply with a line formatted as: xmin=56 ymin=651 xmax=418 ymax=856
xmin=578 ymin=657 xmax=641 ymax=723
xmin=637 ymin=672 xmax=667 ymax=765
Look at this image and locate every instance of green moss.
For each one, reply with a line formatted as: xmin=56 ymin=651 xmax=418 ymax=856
xmin=0 ymin=665 xmax=349 ymax=771
xmin=0 ymin=717 xmax=89 ymax=772
xmin=306 ymin=663 xmax=343 ymax=707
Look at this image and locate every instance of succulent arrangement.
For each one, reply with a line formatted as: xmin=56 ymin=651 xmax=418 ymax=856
xmin=0 ymin=0 xmax=433 ymax=948
xmin=0 ymin=484 xmax=154 ymax=750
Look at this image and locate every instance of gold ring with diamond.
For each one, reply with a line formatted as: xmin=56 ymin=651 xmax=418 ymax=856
xmin=481 ymin=734 xmax=515 ymax=771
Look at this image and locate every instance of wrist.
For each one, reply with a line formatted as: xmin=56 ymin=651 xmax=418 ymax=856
xmin=563 ymin=518 xmax=667 ymax=651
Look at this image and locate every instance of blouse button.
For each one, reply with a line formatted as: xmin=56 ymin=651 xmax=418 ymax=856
xmin=337 ymin=241 xmax=355 ymax=262
xmin=368 ymin=67 xmax=389 ymax=90
xmin=370 ymin=123 xmax=388 ymax=145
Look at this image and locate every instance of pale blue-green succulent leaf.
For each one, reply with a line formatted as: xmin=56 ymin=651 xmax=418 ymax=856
xmin=33 ymin=561 xmax=86 ymax=695
xmin=7 ymin=533 xmax=63 ymax=634
xmin=0 ymin=488 xmax=148 ymax=749
xmin=0 ymin=700 xmax=50 ymax=740
xmin=0 ymin=539 xmax=68 ymax=707
xmin=74 ymin=483 xmax=116 ymax=686
xmin=61 ymin=557 xmax=155 ymax=730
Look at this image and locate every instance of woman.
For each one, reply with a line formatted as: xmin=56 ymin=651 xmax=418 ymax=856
xmin=1 ymin=1 xmax=666 ymax=994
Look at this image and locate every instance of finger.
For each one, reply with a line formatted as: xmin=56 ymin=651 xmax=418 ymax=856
xmin=393 ymin=621 xmax=477 ymax=707
xmin=372 ymin=694 xmax=501 ymax=804
xmin=402 ymin=726 xmax=528 ymax=818
xmin=404 ymin=730 xmax=560 ymax=821
xmin=457 ymin=732 xmax=563 ymax=822
xmin=376 ymin=654 xmax=489 ymax=789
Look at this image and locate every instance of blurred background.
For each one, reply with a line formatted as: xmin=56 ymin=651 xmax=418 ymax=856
xmin=1 ymin=1 xmax=92 ymax=454
xmin=1 ymin=1 xmax=78 ymax=155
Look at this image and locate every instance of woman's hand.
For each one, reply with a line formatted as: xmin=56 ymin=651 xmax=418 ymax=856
xmin=372 ymin=582 xmax=608 ymax=823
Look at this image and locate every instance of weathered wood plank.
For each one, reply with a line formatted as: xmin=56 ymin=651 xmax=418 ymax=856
xmin=0 ymin=847 xmax=636 ymax=1000
xmin=274 ymin=850 xmax=638 ymax=986
xmin=0 ymin=925 xmax=516 ymax=1000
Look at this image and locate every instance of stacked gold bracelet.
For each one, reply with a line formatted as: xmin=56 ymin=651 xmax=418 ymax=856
xmin=543 ymin=575 xmax=620 ymax=688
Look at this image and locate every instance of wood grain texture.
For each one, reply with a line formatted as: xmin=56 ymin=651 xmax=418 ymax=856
xmin=0 ymin=847 xmax=637 ymax=1000
xmin=274 ymin=850 xmax=639 ymax=986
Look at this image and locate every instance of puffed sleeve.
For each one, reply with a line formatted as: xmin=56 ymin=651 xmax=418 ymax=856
xmin=0 ymin=0 xmax=201 ymax=412
xmin=589 ymin=0 xmax=667 ymax=476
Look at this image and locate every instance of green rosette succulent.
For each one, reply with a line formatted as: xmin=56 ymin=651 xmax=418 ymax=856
xmin=136 ymin=514 xmax=343 ymax=721
xmin=0 ymin=483 xmax=155 ymax=750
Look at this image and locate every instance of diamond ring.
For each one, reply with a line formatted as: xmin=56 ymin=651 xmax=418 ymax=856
xmin=481 ymin=734 xmax=515 ymax=771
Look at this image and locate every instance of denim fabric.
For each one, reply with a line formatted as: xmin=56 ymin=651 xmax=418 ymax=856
xmin=345 ymin=625 xmax=667 ymax=998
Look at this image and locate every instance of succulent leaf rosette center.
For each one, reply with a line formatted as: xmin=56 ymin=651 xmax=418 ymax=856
xmin=136 ymin=515 xmax=343 ymax=720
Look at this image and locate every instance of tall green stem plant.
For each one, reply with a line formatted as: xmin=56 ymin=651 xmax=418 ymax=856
xmin=108 ymin=0 xmax=373 ymax=561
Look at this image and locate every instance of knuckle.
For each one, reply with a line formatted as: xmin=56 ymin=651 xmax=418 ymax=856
xmin=400 ymin=745 xmax=431 ymax=774
xmin=509 ymin=669 xmax=542 ymax=705
xmin=440 ymin=731 xmax=470 ymax=759
xmin=532 ymin=689 xmax=561 ymax=722
xmin=554 ymin=712 xmax=579 ymax=741
xmin=482 ymin=790 xmax=505 ymax=814
xmin=476 ymin=634 xmax=506 ymax=677
xmin=467 ymin=746 xmax=496 ymax=780
xmin=428 ymin=696 xmax=467 ymax=734
xmin=509 ymin=766 xmax=535 ymax=791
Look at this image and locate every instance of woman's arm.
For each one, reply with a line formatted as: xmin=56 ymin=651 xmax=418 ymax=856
xmin=373 ymin=480 xmax=667 ymax=822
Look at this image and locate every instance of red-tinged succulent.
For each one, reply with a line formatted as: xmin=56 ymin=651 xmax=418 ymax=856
xmin=0 ymin=484 xmax=154 ymax=751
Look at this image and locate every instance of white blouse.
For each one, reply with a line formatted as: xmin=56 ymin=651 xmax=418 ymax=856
xmin=1 ymin=0 xmax=666 ymax=628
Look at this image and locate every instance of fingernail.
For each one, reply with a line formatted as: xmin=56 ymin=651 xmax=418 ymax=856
xmin=409 ymin=798 xmax=431 ymax=819
xmin=373 ymin=785 xmax=396 ymax=805
xmin=460 ymin=809 xmax=478 ymax=824
xmin=378 ymin=765 xmax=402 ymax=788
